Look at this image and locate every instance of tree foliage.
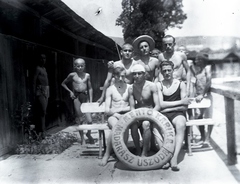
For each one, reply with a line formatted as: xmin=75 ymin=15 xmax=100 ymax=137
xmin=116 ymin=0 xmax=187 ymax=49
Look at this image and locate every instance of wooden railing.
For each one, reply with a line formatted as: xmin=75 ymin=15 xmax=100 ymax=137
xmin=211 ymin=83 xmax=240 ymax=165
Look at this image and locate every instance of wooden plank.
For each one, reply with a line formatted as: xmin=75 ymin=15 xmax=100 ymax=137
xmin=186 ymin=119 xmax=214 ymax=126
xmin=211 ymin=83 xmax=240 ymax=100
xmin=80 ymin=102 xmax=105 ymax=113
xmin=188 ymin=98 xmax=211 ymax=109
xmin=77 ymin=123 xmax=109 ymax=131
xmin=224 ymin=97 xmax=237 ymax=165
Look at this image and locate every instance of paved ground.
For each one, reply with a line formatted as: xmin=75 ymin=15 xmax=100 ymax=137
xmin=0 ymin=93 xmax=239 ymax=184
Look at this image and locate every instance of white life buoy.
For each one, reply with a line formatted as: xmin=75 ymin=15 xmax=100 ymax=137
xmin=112 ymin=108 xmax=175 ymax=171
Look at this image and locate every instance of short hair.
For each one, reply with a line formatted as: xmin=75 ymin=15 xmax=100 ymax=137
xmin=121 ymin=43 xmax=133 ymax=50
xmin=73 ymin=58 xmax=85 ymax=66
xmin=160 ymin=61 xmax=174 ymax=69
xmin=151 ymin=48 xmax=161 ymax=54
xmin=113 ymin=66 xmax=125 ymax=76
xmin=163 ymin=35 xmax=176 ymax=43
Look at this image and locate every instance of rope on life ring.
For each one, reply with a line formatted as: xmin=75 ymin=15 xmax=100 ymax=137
xmin=112 ymin=108 xmax=175 ymax=171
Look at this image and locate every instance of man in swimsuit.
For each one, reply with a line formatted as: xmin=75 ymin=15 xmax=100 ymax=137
xmin=61 ymin=58 xmax=94 ymax=145
xmin=129 ymin=64 xmax=161 ymax=156
xmin=158 ymin=35 xmax=190 ymax=95
xmin=157 ymin=61 xmax=192 ymax=171
xmin=133 ymin=35 xmax=160 ymax=82
xmin=33 ymin=54 xmax=49 ymax=138
xmin=97 ymin=43 xmax=138 ymax=105
xmin=99 ymin=66 xmax=131 ymax=166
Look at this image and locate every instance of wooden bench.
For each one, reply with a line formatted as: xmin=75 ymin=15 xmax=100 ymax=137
xmin=186 ymin=98 xmax=215 ymax=155
xmin=76 ymin=102 xmax=109 ymax=159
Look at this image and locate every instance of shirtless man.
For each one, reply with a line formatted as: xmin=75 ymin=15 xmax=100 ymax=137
xmin=33 ymin=54 xmax=49 ymax=138
xmin=157 ymin=61 xmax=192 ymax=171
xmin=99 ymin=67 xmax=131 ymax=166
xmin=158 ymin=35 xmax=190 ymax=94
xmin=97 ymin=43 xmax=138 ymax=104
xmin=133 ymin=35 xmax=160 ymax=82
xmin=61 ymin=58 xmax=94 ymax=145
xmin=129 ymin=64 xmax=160 ymax=156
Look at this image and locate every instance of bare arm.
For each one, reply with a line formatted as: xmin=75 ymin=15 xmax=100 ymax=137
xmin=33 ymin=67 xmax=40 ymax=95
xmin=182 ymin=53 xmax=191 ymax=96
xmin=128 ymin=86 xmax=135 ymax=110
xmin=161 ymin=105 xmax=187 ymax=113
xmin=152 ymin=83 xmax=160 ymax=111
xmin=87 ymin=74 xmax=93 ymax=103
xmin=154 ymin=59 xmax=160 ymax=83
xmin=104 ymin=88 xmax=112 ymax=116
xmin=196 ymin=65 xmax=212 ymax=102
xmin=97 ymin=71 xmax=113 ymax=104
xmin=61 ymin=73 xmax=75 ymax=99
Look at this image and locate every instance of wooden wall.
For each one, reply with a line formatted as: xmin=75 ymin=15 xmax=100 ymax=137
xmin=0 ymin=34 xmax=112 ymax=156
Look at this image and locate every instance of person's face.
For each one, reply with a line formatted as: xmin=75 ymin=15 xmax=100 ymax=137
xmin=151 ymin=50 xmax=160 ymax=59
xmin=115 ymin=70 xmax=126 ymax=83
xmin=74 ymin=60 xmax=85 ymax=72
xmin=139 ymin=41 xmax=150 ymax=56
xmin=178 ymin=46 xmax=188 ymax=56
xmin=195 ymin=57 xmax=205 ymax=67
xmin=133 ymin=71 xmax=145 ymax=83
xmin=163 ymin=37 xmax=175 ymax=53
xmin=40 ymin=54 xmax=46 ymax=65
xmin=161 ymin=65 xmax=173 ymax=80
xmin=121 ymin=45 xmax=133 ymax=60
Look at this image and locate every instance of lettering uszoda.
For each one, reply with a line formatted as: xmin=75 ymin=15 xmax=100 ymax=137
xmin=137 ymin=148 xmax=172 ymax=167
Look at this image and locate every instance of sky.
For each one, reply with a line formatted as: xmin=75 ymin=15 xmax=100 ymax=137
xmin=62 ymin=0 xmax=240 ymax=38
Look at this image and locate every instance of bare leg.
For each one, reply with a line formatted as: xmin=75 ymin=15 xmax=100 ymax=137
xmin=171 ymin=115 xmax=186 ymax=171
xmin=198 ymin=108 xmax=206 ymax=143
xmin=36 ymin=95 xmax=48 ymax=138
xmin=131 ymin=122 xmax=142 ymax=156
xmin=74 ymin=98 xmax=86 ymax=145
xmin=99 ymin=116 xmax=118 ymax=166
xmin=85 ymin=112 xmax=94 ymax=143
xmin=152 ymin=125 xmax=163 ymax=150
xmin=204 ymin=97 xmax=213 ymax=144
xmin=141 ymin=121 xmax=151 ymax=157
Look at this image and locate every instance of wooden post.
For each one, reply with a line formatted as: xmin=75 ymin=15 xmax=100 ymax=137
xmin=224 ymin=97 xmax=237 ymax=165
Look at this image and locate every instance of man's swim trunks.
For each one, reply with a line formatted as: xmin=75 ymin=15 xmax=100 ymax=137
xmin=74 ymin=91 xmax=89 ymax=103
xmin=36 ymin=85 xmax=50 ymax=99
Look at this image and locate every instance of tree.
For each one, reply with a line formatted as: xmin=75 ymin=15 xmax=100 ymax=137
xmin=116 ymin=0 xmax=187 ymax=50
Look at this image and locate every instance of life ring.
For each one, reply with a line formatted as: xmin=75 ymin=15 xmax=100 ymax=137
xmin=112 ymin=108 xmax=175 ymax=171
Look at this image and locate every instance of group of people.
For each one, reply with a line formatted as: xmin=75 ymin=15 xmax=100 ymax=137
xmin=36 ymin=34 xmax=212 ymax=172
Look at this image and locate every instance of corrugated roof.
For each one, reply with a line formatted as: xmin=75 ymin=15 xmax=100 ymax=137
xmin=6 ymin=0 xmax=119 ymax=54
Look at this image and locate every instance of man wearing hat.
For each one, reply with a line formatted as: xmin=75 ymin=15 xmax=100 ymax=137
xmin=158 ymin=35 xmax=190 ymax=95
xmin=128 ymin=64 xmax=161 ymax=156
xmin=132 ymin=35 xmax=160 ymax=82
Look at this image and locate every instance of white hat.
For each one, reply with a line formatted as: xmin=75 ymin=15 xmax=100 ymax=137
xmin=131 ymin=64 xmax=145 ymax=73
xmin=133 ymin=35 xmax=155 ymax=53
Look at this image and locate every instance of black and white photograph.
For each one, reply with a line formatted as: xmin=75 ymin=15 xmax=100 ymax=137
xmin=0 ymin=0 xmax=239 ymax=183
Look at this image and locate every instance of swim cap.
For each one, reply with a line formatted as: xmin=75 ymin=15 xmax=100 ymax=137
xmin=131 ymin=64 xmax=145 ymax=73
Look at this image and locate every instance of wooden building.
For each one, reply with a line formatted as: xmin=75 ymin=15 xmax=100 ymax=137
xmin=0 ymin=0 xmax=120 ymax=156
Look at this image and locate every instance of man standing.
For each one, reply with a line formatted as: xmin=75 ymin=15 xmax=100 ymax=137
xmin=97 ymin=43 xmax=138 ymax=104
xmin=157 ymin=61 xmax=192 ymax=171
xmin=128 ymin=64 xmax=161 ymax=156
xmin=133 ymin=35 xmax=160 ymax=82
xmin=33 ymin=54 xmax=49 ymax=138
xmin=158 ymin=35 xmax=190 ymax=95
